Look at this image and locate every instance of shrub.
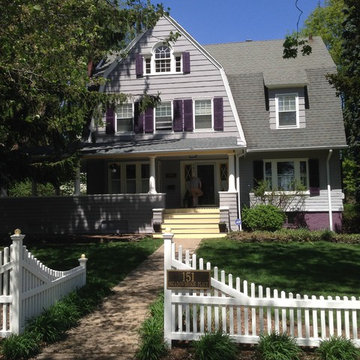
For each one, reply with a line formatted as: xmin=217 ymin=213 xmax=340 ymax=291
xmin=255 ymin=332 xmax=301 ymax=360
xmin=1 ymin=332 xmax=41 ymax=360
xmin=316 ymin=336 xmax=360 ymax=360
xmin=193 ymin=331 xmax=238 ymax=360
xmin=343 ymin=203 xmax=360 ymax=234
xmin=136 ymin=294 xmax=168 ymax=360
xmin=242 ymin=205 xmax=286 ymax=232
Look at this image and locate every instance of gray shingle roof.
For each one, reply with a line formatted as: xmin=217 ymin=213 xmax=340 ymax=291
xmin=204 ymin=37 xmax=335 ymax=86
xmin=204 ymin=37 xmax=347 ymax=150
xmin=82 ymin=136 xmax=241 ymax=156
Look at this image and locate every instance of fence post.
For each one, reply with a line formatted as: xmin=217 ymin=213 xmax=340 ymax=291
xmin=163 ymin=230 xmax=174 ymax=348
xmin=78 ymin=254 xmax=88 ymax=286
xmin=10 ymin=229 xmax=25 ymax=335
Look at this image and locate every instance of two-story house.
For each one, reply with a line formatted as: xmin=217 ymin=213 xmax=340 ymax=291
xmin=78 ymin=15 xmax=346 ymax=237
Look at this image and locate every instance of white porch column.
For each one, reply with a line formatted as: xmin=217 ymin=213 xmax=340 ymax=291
xmin=228 ymin=153 xmax=236 ymax=192
xmin=74 ymin=167 xmax=81 ymax=196
xmin=149 ymin=156 xmax=157 ymax=194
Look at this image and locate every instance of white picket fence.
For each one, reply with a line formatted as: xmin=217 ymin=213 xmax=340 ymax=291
xmin=0 ymin=231 xmax=87 ymax=336
xmin=163 ymin=232 xmax=360 ymax=347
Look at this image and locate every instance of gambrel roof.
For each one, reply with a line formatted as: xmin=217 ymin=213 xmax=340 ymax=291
xmin=204 ymin=38 xmax=347 ymax=151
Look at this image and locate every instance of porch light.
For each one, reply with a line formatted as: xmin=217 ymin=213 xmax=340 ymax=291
xmin=109 ymin=164 xmax=118 ymax=173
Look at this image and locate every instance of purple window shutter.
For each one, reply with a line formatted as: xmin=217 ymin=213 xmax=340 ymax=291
xmin=309 ymin=159 xmax=320 ymax=196
xmin=105 ymin=108 xmax=115 ymax=134
xmin=183 ymin=99 xmax=193 ymax=132
xmin=135 ymin=54 xmax=143 ymax=77
xmin=134 ymin=102 xmax=144 ymax=133
xmin=144 ymin=107 xmax=154 ymax=133
xmin=213 ymin=97 xmax=224 ymax=131
xmin=182 ymin=52 xmax=190 ymax=74
xmin=173 ymin=100 xmax=183 ymax=132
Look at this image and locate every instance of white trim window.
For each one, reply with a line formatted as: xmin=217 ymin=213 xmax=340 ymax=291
xmin=155 ymin=102 xmax=172 ymax=131
xmin=275 ymin=93 xmax=299 ymax=128
xmin=264 ymin=159 xmax=308 ymax=191
xmin=144 ymin=44 xmax=182 ymax=75
xmin=108 ymin=162 xmax=150 ymax=194
xmin=115 ymin=103 xmax=133 ymax=132
xmin=194 ymin=99 xmax=212 ymax=130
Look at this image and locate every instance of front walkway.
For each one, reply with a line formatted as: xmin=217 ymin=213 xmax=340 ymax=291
xmin=35 ymin=238 xmax=202 ymax=360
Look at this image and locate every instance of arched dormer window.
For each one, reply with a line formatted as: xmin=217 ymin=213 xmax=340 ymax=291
xmin=154 ymin=45 xmax=171 ymax=73
xmin=141 ymin=44 xmax=190 ymax=75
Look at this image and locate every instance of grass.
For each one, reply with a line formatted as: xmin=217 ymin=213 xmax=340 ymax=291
xmin=28 ymin=237 xmax=162 ymax=288
xmin=196 ymin=238 xmax=360 ymax=298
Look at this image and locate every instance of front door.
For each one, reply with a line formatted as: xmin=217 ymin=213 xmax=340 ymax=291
xmin=197 ymin=164 xmax=215 ymax=205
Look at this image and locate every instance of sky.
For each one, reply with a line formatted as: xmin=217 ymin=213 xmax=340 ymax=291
xmin=156 ymin=0 xmax=324 ymax=44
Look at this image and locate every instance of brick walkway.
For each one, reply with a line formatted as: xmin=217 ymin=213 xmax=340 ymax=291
xmin=35 ymin=238 xmax=202 ymax=360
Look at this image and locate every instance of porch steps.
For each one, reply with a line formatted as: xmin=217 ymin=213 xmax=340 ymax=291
xmin=155 ymin=208 xmax=226 ymax=239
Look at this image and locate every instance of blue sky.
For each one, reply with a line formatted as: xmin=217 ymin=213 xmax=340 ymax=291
xmin=157 ymin=0 xmax=323 ymax=44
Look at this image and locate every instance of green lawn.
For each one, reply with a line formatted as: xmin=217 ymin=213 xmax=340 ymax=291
xmin=29 ymin=237 xmax=163 ymax=288
xmin=196 ymin=239 xmax=360 ymax=298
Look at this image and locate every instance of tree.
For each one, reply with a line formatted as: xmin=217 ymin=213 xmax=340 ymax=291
xmin=328 ymin=0 xmax=360 ymax=202
xmin=300 ymin=0 xmax=345 ymax=64
xmin=0 ymin=0 xmax=164 ymax=192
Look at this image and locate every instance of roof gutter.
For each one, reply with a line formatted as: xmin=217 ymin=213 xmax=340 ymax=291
xmin=246 ymin=145 xmax=347 ymax=153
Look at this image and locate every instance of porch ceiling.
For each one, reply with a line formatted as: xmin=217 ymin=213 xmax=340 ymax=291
xmin=81 ymin=136 xmax=243 ymax=159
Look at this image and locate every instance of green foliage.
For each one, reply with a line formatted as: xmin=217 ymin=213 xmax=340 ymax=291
xmin=342 ymin=157 xmax=358 ymax=199
xmin=0 ymin=0 xmax=165 ymax=189
xmin=299 ymin=0 xmax=345 ymax=64
xmin=316 ymin=336 xmax=360 ymax=360
xmin=255 ymin=333 xmax=301 ymax=360
xmin=252 ymin=179 xmax=306 ymax=212
xmin=242 ymin=205 xmax=286 ymax=232
xmin=193 ymin=331 xmax=238 ymax=360
xmin=136 ymin=294 xmax=168 ymax=360
xmin=8 ymin=180 xmax=55 ymax=197
xmin=1 ymin=332 xmax=41 ymax=360
xmin=343 ymin=203 xmax=360 ymax=234
xmin=327 ymin=0 xmax=360 ymax=202
xmin=283 ymin=35 xmax=312 ymax=58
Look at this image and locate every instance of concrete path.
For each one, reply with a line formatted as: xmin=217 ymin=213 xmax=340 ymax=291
xmin=35 ymin=238 xmax=202 ymax=360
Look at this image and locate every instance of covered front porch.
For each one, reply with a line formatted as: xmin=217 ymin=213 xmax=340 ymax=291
xmin=82 ymin=150 xmax=241 ymax=233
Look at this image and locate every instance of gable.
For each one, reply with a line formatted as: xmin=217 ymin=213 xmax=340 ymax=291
xmin=100 ymin=16 xmax=245 ymax=143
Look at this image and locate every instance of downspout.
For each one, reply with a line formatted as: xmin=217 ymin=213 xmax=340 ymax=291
xmin=236 ymin=149 xmax=245 ymax=231
xmin=326 ymin=149 xmax=333 ymax=231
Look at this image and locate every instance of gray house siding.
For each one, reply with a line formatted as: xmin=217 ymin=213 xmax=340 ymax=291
xmin=0 ymin=194 xmax=165 ymax=235
xmin=97 ymin=17 xmax=239 ymax=139
xmin=239 ymin=149 xmax=343 ymax=212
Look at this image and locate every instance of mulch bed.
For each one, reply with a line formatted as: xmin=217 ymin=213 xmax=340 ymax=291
xmin=161 ymin=343 xmax=318 ymax=359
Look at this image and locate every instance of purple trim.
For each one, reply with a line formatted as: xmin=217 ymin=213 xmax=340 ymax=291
xmin=173 ymin=100 xmax=183 ymax=132
xmin=182 ymin=52 xmax=190 ymax=74
xmin=183 ymin=99 xmax=193 ymax=132
xmin=144 ymin=107 xmax=154 ymax=133
xmin=213 ymin=97 xmax=224 ymax=131
xmin=134 ymin=103 xmax=144 ymax=133
xmin=105 ymin=108 xmax=115 ymax=134
xmin=135 ymin=54 xmax=143 ymax=77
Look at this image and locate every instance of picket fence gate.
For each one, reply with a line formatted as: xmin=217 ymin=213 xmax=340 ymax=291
xmin=0 ymin=231 xmax=87 ymax=337
xmin=163 ymin=232 xmax=360 ymax=347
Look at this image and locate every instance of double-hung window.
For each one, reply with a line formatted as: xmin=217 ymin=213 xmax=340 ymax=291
xmin=144 ymin=45 xmax=183 ymax=75
xmin=155 ymin=102 xmax=172 ymax=131
xmin=264 ymin=159 xmax=308 ymax=191
xmin=116 ymin=104 xmax=133 ymax=132
xmin=276 ymin=93 xmax=299 ymax=128
xmin=194 ymin=99 xmax=212 ymax=130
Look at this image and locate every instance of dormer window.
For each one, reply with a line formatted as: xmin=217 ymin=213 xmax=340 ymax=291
xmin=154 ymin=45 xmax=171 ymax=73
xmin=275 ymin=93 xmax=299 ymax=128
xmin=140 ymin=45 xmax=189 ymax=75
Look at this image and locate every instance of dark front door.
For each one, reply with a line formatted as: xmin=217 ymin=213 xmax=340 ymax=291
xmin=197 ymin=164 xmax=215 ymax=205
